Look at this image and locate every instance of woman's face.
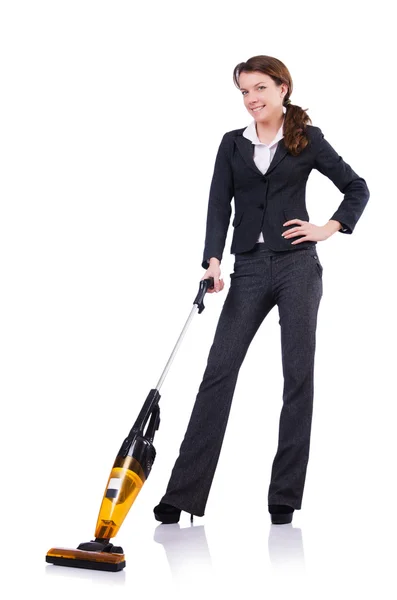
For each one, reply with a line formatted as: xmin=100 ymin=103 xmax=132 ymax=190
xmin=239 ymin=71 xmax=287 ymax=122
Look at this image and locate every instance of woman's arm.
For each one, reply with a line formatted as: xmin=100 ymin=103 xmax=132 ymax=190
xmin=313 ymin=128 xmax=370 ymax=234
xmin=323 ymin=219 xmax=343 ymax=237
xmin=201 ymin=133 xmax=234 ymax=270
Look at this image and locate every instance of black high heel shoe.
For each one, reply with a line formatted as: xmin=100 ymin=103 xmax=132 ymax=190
xmin=268 ymin=504 xmax=294 ymax=525
xmin=153 ymin=502 xmax=194 ymax=524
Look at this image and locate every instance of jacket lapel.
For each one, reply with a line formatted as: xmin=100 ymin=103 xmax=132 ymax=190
xmin=235 ymin=134 xmax=288 ymax=177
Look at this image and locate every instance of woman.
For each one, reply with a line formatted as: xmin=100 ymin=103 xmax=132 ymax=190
xmin=153 ymin=55 xmax=370 ymax=525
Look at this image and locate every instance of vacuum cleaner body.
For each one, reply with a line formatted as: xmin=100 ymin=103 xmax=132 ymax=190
xmin=46 ymin=389 xmax=161 ymax=571
xmin=95 ymin=390 xmax=160 ymax=540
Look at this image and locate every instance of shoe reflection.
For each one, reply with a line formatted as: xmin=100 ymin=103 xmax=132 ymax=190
xmin=153 ymin=521 xmax=213 ymax=583
xmin=268 ymin=523 xmax=305 ymax=571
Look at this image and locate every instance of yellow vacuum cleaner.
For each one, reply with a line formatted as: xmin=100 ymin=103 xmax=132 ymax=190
xmin=46 ymin=277 xmax=214 ymax=572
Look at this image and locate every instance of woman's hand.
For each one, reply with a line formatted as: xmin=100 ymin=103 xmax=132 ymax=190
xmin=281 ymin=219 xmax=336 ymax=244
xmin=201 ymin=263 xmax=224 ymax=293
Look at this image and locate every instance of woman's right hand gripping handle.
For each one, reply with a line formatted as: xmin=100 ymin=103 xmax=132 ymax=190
xmin=201 ymin=257 xmax=225 ymax=294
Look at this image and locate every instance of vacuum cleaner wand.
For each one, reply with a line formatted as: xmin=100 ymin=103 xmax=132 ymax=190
xmin=46 ymin=276 xmax=214 ymax=571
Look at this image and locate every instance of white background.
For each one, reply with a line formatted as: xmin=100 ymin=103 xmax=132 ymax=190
xmin=1 ymin=1 xmax=396 ymax=598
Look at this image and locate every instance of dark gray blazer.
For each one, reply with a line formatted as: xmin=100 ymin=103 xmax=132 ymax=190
xmin=201 ymin=124 xmax=370 ymax=269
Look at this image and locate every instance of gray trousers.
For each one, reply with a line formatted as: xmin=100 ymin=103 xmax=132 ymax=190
xmin=160 ymin=243 xmax=323 ymax=516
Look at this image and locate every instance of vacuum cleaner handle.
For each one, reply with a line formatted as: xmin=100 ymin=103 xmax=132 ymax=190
xmin=194 ymin=277 xmax=214 ymax=313
xmin=127 ymin=276 xmax=216 ymax=438
xmin=154 ymin=276 xmax=215 ymax=391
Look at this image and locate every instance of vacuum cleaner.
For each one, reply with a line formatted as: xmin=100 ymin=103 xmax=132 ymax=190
xmin=46 ymin=276 xmax=215 ymax=572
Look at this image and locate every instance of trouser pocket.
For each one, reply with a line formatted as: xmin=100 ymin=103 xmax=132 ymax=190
xmin=310 ymin=251 xmax=323 ymax=277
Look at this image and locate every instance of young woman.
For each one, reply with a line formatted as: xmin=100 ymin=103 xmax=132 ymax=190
xmin=154 ymin=55 xmax=370 ymax=525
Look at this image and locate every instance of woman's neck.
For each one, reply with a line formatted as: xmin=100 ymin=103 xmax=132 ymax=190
xmin=255 ymin=113 xmax=285 ymax=144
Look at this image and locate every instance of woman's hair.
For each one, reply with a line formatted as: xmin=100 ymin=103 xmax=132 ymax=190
xmin=233 ymin=55 xmax=312 ymax=156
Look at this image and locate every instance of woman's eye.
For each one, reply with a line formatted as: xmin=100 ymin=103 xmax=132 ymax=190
xmin=242 ymin=86 xmax=266 ymax=96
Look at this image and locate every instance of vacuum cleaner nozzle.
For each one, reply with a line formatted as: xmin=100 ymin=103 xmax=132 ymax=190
xmin=46 ymin=540 xmax=126 ymax=572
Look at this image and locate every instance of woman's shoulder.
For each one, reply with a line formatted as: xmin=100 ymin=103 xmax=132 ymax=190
xmin=305 ymin=123 xmax=322 ymax=137
xmin=306 ymin=124 xmax=330 ymax=145
xmin=221 ymin=127 xmax=247 ymax=140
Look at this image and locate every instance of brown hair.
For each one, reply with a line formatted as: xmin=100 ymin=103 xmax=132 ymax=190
xmin=233 ymin=55 xmax=312 ymax=156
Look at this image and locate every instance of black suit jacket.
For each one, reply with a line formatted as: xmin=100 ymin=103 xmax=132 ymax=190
xmin=201 ymin=124 xmax=370 ymax=269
